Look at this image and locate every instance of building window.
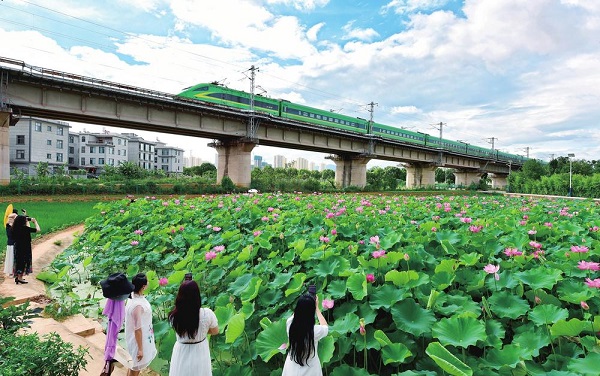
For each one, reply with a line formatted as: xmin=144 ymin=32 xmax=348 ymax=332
xmin=90 ymin=146 xmax=96 ymax=153
xmin=69 ymin=146 xmax=74 ymax=154
xmin=68 ymin=157 xmax=74 ymax=164
xmin=81 ymin=158 xmax=86 ymax=165
xmin=99 ymin=146 xmax=105 ymax=153
xmin=69 ymin=135 xmax=74 ymax=143
xmin=81 ymin=146 xmax=85 ymax=153
xmin=123 ymin=150 xmax=126 ymax=156
xmin=56 ymin=153 xmax=63 ymax=162
xmin=124 ymin=140 xmax=127 ymax=146
xmin=47 ymin=140 xmax=52 ymax=146
xmin=35 ymin=122 xmax=42 ymax=132
xmin=118 ymin=139 xmax=122 ymax=145
xmin=16 ymin=135 xmax=25 ymax=145
xmin=16 ymin=150 xmax=25 ymax=159
xmin=57 ymin=127 xmax=64 ymax=136
xmin=99 ymin=158 xmax=105 ymax=165
xmin=47 ymin=125 xmax=52 ymax=132
xmin=117 ymin=150 xmax=121 ymax=155
xmin=81 ymin=136 xmax=86 ymax=142
xmin=57 ymin=140 xmax=63 ymax=149
xmin=47 ymin=153 xmax=52 ymax=160
xmin=90 ymin=158 xmax=96 ymax=165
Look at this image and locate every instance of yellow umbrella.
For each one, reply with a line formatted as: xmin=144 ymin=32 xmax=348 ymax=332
xmin=3 ymin=204 xmax=13 ymax=227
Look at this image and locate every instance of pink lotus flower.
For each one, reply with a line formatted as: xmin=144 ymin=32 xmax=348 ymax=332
xmin=359 ymin=318 xmax=366 ymax=336
xmin=359 ymin=240 xmax=365 ymax=245
xmin=483 ymin=264 xmax=500 ymax=280
xmin=404 ymin=253 xmax=410 ymax=261
xmin=571 ymin=245 xmax=589 ymax=253
xmin=134 ymin=229 xmax=144 ymax=235
xmin=578 ymin=261 xmax=600 ymax=271
xmin=278 ymin=343 xmax=288 ymax=350
xmin=261 ymin=216 xmax=269 ymax=222
xmin=174 ymin=199 xmax=180 ymax=205
xmin=528 ymin=229 xmax=537 ymax=235
xmin=366 ymin=274 xmax=375 ymax=283
xmin=120 ymin=209 xmax=125 ymax=214
xmin=205 ymin=251 xmax=217 ymax=261
xmin=431 ymin=227 xmax=437 ymax=232
xmin=581 ymin=301 xmax=590 ymax=310
xmin=325 ymin=212 xmax=335 ymax=219
xmin=372 ymin=250 xmax=386 ymax=259
xmin=504 ymin=248 xmax=523 ymax=257
xmin=319 ymin=236 xmax=330 ymax=243
xmin=253 ymin=230 xmax=262 ymax=237
xmin=213 ymin=245 xmax=225 ymax=252
xmin=267 ymin=207 xmax=274 ymax=212
xmin=130 ymin=240 xmax=139 ymax=246
xmin=331 ymin=229 xmax=337 ymax=235
xmin=469 ymin=225 xmax=483 ymax=233
xmin=544 ymin=222 xmax=553 ymax=228
xmin=159 ymin=277 xmax=168 ymax=286
xmin=322 ymin=299 xmax=334 ymax=309
xmin=369 ymin=236 xmax=380 ymax=244
xmin=585 ymin=278 xmax=600 ymax=288
xmin=529 ymin=241 xmax=542 ymax=249
xmin=213 ymin=226 xmax=222 ymax=232
xmin=162 ymin=201 xmax=169 ymax=206
xmin=535 ymin=296 xmax=542 ymax=304
xmin=519 ymin=220 xmax=527 ymax=225
xmin=590 ymin=226 xmax=599 ymax=232
xmin=460 ymin=217 xmax=473 ymax=223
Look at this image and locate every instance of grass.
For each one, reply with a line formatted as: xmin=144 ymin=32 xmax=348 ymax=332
xmin=1 ymin=200 xmax=101 ymax=249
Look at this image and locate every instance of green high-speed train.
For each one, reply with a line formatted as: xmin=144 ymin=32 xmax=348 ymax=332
xmin=177 ymin=83 xmax=525 ymax=164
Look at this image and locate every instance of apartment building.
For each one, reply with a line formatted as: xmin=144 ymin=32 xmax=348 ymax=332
xmin=9 ymin=117 xmax=70 ymax=175
xmin=9 ymin=117 xmax=185 ymax=176
xmin=155 ymin=141 xmax=184 ymax=173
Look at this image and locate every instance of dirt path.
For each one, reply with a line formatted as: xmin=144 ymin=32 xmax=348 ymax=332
xmin=0 ymin=224 xmax=159 ymax=376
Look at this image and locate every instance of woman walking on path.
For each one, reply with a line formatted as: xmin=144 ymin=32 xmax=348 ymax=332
xmin=124 ymin=273 xmax=156 ymax=376
xmin=12 ymin=213 xmax=40 ymax=284
xmin=282 ymin=294 xmax=329 ymax=376
xmin=168 ymin=280 xmax=219 ymax=376
xmin=3 ymin=211 xmax=17 ymax=276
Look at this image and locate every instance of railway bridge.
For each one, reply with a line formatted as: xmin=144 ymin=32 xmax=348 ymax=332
xmin=0 ymin=57 xmax=518 ymax=188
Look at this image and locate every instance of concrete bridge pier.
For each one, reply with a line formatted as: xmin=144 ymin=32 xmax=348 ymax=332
xmin=210 ymin=140 xmax=255 ymax=188
xmin=329 ymin=155 xmax=371 ymax=188
xmin=489 ymin=173 xmax=508 ymax=189
xmin=454 ymin=170 xmax=483 ymax=187
xmin=0 ymin=109 xmax=13 ymax=185
xmin=405 ymin=163 xmax=437 ymax=188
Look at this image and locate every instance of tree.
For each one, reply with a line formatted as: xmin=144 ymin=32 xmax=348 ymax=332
xmin=35 ymin=162 xmax=50 ymax=178
xmin=520 ymin=159 xmax=547 ymax=181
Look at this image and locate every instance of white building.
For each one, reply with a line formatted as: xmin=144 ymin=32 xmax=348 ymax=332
xmin=155 ymin=141 xmax=184 ymax=174
xmin=9 ymin=117 xmax=70 ymax=175
xmin=273 ymin=154 xmax=287 ymax=168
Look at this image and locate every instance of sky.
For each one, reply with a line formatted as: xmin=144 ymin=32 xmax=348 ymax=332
xmin=1 ymin=0 xmax=599 ymax=168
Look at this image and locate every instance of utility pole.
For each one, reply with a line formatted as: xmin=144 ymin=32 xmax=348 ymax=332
xmin=522 ymin=147 xmax=530 ymax=158
xmin=247 ymin=65 xmax=260 ymax=141
xmin=367 ymin=101 xmax=378 ymax=154
xmin=486 ymin=137 xmax=497 ymax=151
xmin=431 ymin=122 xmax=446 ymax=165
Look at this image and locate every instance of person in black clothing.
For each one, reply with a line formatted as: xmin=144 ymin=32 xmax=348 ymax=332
xmin=12 ymin=213 xmax=40 ymax=284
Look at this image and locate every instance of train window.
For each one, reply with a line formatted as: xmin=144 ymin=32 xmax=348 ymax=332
xmin=194 ymin=86 xmax=209 ymax=91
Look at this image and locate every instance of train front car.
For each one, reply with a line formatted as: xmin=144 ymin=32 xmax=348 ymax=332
xmin=176 ymin=83 xmax=280 ymax=116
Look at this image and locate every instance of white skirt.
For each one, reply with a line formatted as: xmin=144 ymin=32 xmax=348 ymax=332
xmin=3 ymin=245 xmax=14 ymax=276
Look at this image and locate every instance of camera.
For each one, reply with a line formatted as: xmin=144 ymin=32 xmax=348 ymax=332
xmin=26 ymin=217 xmax=32 ymax=221
xmin=21 ymin=209 xmax=31 ymax=221
xmin=308 ymin=284 xmax=316 ymax=297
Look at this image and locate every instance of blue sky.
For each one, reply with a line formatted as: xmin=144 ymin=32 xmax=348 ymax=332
xmin=1 ymin=0 xmax=599 ymax=166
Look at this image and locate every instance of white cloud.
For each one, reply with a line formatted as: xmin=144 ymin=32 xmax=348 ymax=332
xmin=381 ymin=0 xmax=451 ymax=15
xmin=306 ymin=22 xmax=325 ymax=41
xmin=341 ymin=21 xmax=380 ymax=41
xmin=390 ymin=106 xmax=421 ymax=115
xmin=265 ymin=0 xmax=330 ymax=11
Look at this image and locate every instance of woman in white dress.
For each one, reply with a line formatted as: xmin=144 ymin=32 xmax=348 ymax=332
xmin=168 ymin=280 xmax=219 ymax=376
xmin=282 ymin=294 xmax=329 ymax=376
xmin=124 ymin=273 xmax=157 ymax=376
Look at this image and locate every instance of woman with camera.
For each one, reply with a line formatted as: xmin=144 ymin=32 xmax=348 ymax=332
xmin=12 ymin=211 xmax=40 ymax=284
xmin=282 ymin=293 xmax=329 ymax=376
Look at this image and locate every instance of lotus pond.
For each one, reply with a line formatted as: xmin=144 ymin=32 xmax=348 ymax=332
xmin=43 ymin=193 xmax=600 ymax=375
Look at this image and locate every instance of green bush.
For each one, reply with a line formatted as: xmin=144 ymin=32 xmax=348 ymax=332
xmin=0 ymin=297 xmax=88 ymax=375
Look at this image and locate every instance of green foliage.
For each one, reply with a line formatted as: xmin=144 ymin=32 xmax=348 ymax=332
xmin=0 ymin=331 xmax=88 ymax=375
xmin=220 ymin=175 xmax=236 ymax=192
xmin=0 ymin=297 xmax=88 ymax=375
xmin=47 ymin=194 xmax=600 ymax=375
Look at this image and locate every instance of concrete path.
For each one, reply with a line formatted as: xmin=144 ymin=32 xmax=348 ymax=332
xmin=0 ymin=225 xmax=157 ymax=376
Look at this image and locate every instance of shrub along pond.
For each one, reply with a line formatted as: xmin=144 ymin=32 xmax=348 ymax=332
xmin=42 ymin=193 xmax=600 ymax=375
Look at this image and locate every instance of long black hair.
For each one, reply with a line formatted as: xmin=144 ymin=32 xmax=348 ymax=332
xmin=168 ymin=280 xmax=202 ymax=338
xmin=288 ymin=294 xmax=316 ymax=366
